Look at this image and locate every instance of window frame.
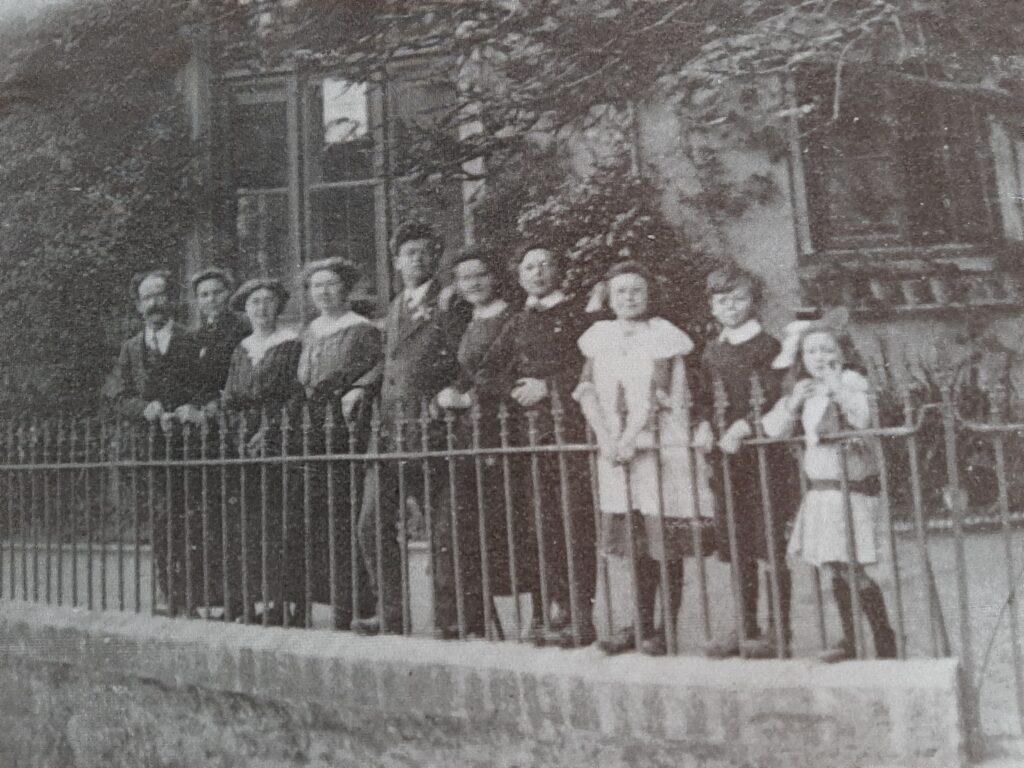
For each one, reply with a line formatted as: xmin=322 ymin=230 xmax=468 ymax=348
xmin=787 ymin=71 xmax=1005 ymax=263
xmin=216 ymin=68 xmax=393 ymax=320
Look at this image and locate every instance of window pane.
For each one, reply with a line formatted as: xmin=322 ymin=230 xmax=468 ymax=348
xmin=307 ymin=78 xmax=374 ymax=183
xmin=308 ymin=186 xmax=377 ymax=295
xmin=814 ymin=157 xmax=906 ymax=248
xmin=800 ymin=70 xmax=999 ymax=252
xmin=236 ymin=190 xmax=290 ymax=278
xmin=230 ymin=96 xmax=288 ymax=189
xmin=890 ymin=88 xmax=996 ymax=246
xmin=801 ymin=76 xmax=907 ymax=249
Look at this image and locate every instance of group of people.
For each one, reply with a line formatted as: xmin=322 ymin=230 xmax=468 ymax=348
xmin=103 ymin=217 xmax=896 ymax=662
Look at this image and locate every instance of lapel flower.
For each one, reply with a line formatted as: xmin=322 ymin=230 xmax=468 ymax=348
xmin=410 ymin=302 xmax=435 ymax=323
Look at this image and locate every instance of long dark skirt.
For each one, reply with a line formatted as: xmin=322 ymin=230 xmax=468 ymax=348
xmin=510 ymin=409 xmax=596 ymax=631
xmin=299 ymin=398 xmax=375 ymax=628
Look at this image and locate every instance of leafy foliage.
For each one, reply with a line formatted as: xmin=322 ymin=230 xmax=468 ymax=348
xmin=2 ymin=0 xmax=1023 ymax=411
xmin=0 ymin=0 xmax=195 ymax=414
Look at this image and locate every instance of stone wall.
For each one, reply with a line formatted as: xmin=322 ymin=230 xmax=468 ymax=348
xmin=0 ymin=602 xmax=966 ymax=768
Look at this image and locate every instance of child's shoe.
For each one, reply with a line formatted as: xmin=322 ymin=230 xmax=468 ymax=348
xmin=641 ymin=634 xmax=667 ymax=657
xmin=704 ymin=631 xmax=741 ymax=658
xmin=818 ymin=639 xmax=856 ymax=663
xmin=739 ymin=633 xmax=777 ymax=659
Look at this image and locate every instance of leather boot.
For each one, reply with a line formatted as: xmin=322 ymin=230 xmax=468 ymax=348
xmin=819 ymin=577 xmax=856 ymax=663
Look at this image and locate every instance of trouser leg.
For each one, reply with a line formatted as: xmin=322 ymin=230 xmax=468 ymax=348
xmin=357 ymin=464 xmax=403 ymax=630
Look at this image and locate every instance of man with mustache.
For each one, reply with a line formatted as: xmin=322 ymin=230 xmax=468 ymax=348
xmin=106 ymin=269 xmax=202 ymax=615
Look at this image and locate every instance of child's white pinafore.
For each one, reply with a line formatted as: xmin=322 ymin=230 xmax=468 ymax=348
xmin=576 ymin=318 xmax=715 ymax=524
xmin=763 ymin=369 xmax=880 ymax=567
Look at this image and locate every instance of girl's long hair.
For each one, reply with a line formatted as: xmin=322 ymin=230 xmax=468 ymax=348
xmin=783 ymin=327 xmax=866 ymax=395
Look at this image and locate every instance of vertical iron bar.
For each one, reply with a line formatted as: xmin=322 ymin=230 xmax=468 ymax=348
xmin=838 ymin=442 xmax=866 ymax=659
xmin=55 ymin=418 xmax=65 ymax=608
xmin=17 ymin=422 xmax=27 ymax=602
xmin=798 ymin=450 xmax=827 ymax=650
xmin=394 ymin=405 xmax=411 ymax=636
xmin=239 ymin=412 xmax=251 ymax=624
xmin=680 ymin=369 xmax=711 ymax=643
xmin=324 ymin=403 xmax=339 ymax=630
xmin=200 ymin=416 xmax=211 ymax=614
xmin=259 ymin=409 xmax=270 ymax=628
xmin=182 ymin=422 xmax=192 ymax=617
xmin=85 ymin=419 xmax=95 ymax=610
xmin=471 ymin=403 xmax=494 ymax=641
xmin=525 ymin=408 xmax=552 ymax=639
xmin=648 ymin=390 xmax=676 ymax=656
xmin=7 ymin=422 xmax=15 ymax=601
xmin=867 ymin=386 xmax=905 ymax=658
xmin=989 ymin=390 xmax=1024 ymax=732
xmin=280 ymin=408 xmax=292 ymax=629
xmin=939 ymin=385 xmax=977 ymax=744
xmin=750 ymin=375 xmax=786 ymax=657
xmin=712 ymin=377 xmax=748 ymax=646
xmin=443 ymin=408 xmax=467 ymax=640
xmin=146 ymin=421 xmax=156 ymax=615
xmin=616 ymin=385 xmax=644 ymax=653
xmin=550 ymin=390 xmax=581 ymax=647
xmin=368 ymin=403 xmax=385 ymax=630
xmin=31 ymin=418 xmax=39 ymax=602
xmin=43 ymin=420 xmax=52 ymax=605
xmin=585 ymin=422 xmax=613 ymax=644
xmin=370 ymin=403 xmax=385 ymax=632
xmin=131 ymin=424 xmax=140 ymax=614
xmin=163 ymin=421 xmax=174 ymax=616
xmin=302 ymin=404 xmax=313 ymax=628
xmin=903 ymin=390 xmax=939 ymax=656
xmin=98 ymin=418 xmax=108 ymax=611
xmin=418 ymin=402 xmax=435 ymax=638
xmin=497 ymin=403 xmax=522 ymax=641
xmin=72 ymin=422 xmax=82 ymax=609
xmin=114 ymin=420 xmax=124 ymax=612
xmin=219 ymin=410 xmax=231 ymax=622
xmin=340 ymin=404 xmax=356 ymax=631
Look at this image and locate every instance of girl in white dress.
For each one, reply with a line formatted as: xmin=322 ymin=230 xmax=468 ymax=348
xmin=762 ymin=312 xmax=896 ymax=661
xmin=575 ymin=261 xmax=714 ymax=655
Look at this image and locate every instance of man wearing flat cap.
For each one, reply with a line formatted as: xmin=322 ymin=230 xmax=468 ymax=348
xmin=104 ymin=269 xmax=202 ymax=615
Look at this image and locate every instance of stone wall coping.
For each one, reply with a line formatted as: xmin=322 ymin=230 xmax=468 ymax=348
xmin=0 ymin=601 xmax=960 ymax=695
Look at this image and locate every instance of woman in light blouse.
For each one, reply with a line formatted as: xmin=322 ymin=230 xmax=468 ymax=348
xmin=297 ymin=257 xmax=383 ymax=629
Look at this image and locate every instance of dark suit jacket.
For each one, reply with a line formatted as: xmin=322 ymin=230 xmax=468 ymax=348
xmin=105 ymin=321 xmax=202 ymax=421
xmin=378 ymin=282 xmax=470 ymax=439
xmin=193 ymin=311 xmax=250 ymax=407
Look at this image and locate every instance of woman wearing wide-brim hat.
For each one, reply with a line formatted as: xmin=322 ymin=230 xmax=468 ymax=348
xmin=296 ymin=257 xmax=383 ymax=629
xmin=221 ymin=277 xmax=304 ymax=626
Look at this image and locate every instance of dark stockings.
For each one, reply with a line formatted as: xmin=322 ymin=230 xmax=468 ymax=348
xmin=830 ymin=566 xmax=897 ymax=658
xmin=637 ymin=556 xmax=683 ymax=639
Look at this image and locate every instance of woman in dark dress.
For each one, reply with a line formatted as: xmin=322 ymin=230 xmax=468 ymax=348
xmin=221 ymin=278 xmax=302 ymax=625
xmin=297 ymin=257 xmax=383 ymax=629
xmin=435 ymin=246 xmax=520 ymax=639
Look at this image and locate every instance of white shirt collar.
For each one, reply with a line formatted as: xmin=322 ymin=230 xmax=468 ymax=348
xmin=403 ymin=280 xmax=433 ymax=310
xmin=472 ymin=298 xmax=508 ymax=320
xmin=241 ymin=328 xmax=298 ymax=365
xmin=308 ymin=311 xmax=371 ymax=339
xmin=524 ymin=289 xmax=567 ymax=310
xmin=718 ymin=318 xmax=762 ymax=346
xmin=144 ymin=321 xmax=173 ymax=355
